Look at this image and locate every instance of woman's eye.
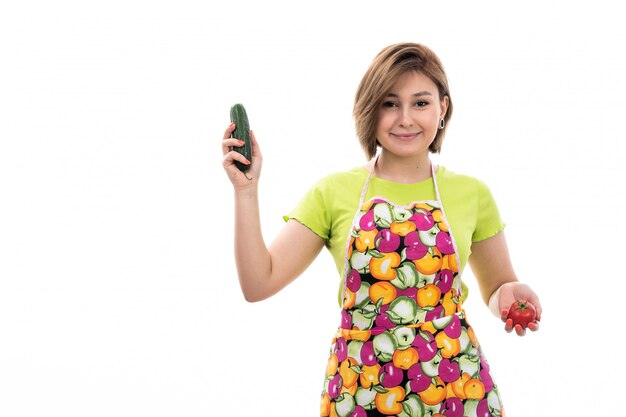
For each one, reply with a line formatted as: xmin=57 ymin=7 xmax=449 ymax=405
xmin=382 ymin=101 xmax=428 ymax=108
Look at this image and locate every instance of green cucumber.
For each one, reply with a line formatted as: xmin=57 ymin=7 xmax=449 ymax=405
xmin=229 ymin=103 xmax=252 ymax=174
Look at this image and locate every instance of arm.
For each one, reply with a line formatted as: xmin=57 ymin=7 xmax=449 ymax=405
xmin=235 ymin=187 xmax=325 ymax=301
xmin=223 ymin=124 xmax=325 ymax=302
xmin=468 ymin=231 xmax=542 ymax=335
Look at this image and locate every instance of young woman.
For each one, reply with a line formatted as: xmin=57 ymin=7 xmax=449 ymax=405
xmin=222 ymin=42 xmax=541 ymax=417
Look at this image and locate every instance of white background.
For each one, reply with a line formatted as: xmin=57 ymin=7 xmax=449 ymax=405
xmin=1 ymin=1 xmax=625 ymax=416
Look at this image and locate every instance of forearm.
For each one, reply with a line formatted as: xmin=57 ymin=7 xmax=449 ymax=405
xmin=233 ymin=186 xmax=272 ymax=301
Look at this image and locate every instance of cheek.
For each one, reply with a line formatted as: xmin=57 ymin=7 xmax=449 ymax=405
xmin=376 ymin=113 xmax=394 ymax=132
xmin=418 ymin=112 xmax=440 ymax=130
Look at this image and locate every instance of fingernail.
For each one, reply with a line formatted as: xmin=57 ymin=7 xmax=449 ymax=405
xmin=238 ymin=140 xmax=245 ymax=145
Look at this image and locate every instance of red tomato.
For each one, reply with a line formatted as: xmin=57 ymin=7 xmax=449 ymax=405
xmin=507 ymin=300 xmax=537 ymax=329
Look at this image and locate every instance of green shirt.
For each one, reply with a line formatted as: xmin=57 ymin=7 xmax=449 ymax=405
xmin=284 ymin=165 xmax=505 ymax=306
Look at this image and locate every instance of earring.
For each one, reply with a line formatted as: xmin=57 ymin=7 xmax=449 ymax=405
xmin=439 ymin=118 xmax=445 ymax=129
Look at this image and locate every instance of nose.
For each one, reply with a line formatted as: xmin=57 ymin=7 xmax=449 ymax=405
xmin=399 ymin=106 xmax=414 ymax=127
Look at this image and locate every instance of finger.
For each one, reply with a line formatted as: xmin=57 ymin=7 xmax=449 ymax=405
xmin=250 ymin=129 xmax=263 ymax=159
xmin=223 ymin=150 xmax=251 ymax=167
xmin=528 ymin=321 xmax=540 ymax=332
xmin=223 ymin=122 xmax=236 ymax=140
xmin=500 ymin=309 xmax=509 ymax=322
xmin=222 ymin=138 xmax=246 ymax=152
xmin=504 ymin=318 xmax=514 ymax=333
xmin=515 ymin=324 xmax=526 ymax=337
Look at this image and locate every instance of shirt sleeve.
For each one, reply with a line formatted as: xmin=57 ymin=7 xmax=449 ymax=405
xmin=471 ymin=179 xmax=506 ymax=242
xmin=283 ymin=177 xmax=332 ymax=241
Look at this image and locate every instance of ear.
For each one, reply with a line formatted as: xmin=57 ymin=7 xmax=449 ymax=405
xmin=439 ymin=95 xmax=449 ymax=120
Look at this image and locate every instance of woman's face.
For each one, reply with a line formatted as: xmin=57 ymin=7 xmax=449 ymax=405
xmin=375 ymin=71 xmax=448 ymax=160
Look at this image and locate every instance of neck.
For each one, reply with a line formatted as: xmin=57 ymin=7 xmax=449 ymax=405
xmin=372 ymin=151 xmax=433 ymax=184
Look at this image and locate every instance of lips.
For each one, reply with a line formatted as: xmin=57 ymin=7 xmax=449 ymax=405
xmin=391 ymin=133 xmax=420 ymax=140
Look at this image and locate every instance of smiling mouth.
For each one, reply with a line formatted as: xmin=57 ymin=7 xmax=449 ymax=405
xmin=391 ymin=133 xmax=420 ymax=140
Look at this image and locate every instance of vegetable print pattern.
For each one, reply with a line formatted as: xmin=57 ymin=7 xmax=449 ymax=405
xmin=320 ymin=196 xmax=505 ymax=417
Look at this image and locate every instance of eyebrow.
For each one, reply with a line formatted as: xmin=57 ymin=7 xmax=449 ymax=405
xmin=386 ymin=91 xmax=433 ymax=98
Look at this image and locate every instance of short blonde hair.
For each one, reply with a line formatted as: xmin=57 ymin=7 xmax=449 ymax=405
xmin=354 ymin=43 xmax=453 ymax=160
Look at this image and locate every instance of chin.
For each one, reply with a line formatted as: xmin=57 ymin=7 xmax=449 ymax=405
xmin=384 ymin=147 xmax=430 ymax=160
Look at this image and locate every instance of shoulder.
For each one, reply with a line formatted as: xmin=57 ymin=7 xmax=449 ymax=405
xmin=438 ymin=166 xmax=496 ymax=201
xmin=309 ymin=166 xmax=368 ymax=192
xmin=438 ymin=166 xmax=486 ymax=189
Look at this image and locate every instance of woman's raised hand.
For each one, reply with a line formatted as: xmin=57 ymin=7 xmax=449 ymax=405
xmin=222 ymin=123 xmax=263 ymax=189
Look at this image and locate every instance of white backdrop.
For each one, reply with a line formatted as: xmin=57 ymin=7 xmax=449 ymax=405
xmin=1 ymin=1 xmax=625 ymax=416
